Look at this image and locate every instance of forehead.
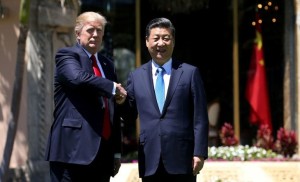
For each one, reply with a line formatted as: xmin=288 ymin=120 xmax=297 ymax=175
xmin=83 ymin=20 xmax=103 ymax=28
xmin=149 ymin=27 xmax=172 ymax=36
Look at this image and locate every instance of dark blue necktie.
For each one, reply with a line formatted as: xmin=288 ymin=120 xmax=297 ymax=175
xmin=155 ymin=67 xmax=165 ymax=113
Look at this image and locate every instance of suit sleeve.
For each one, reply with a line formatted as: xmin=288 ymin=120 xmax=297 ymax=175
xmin=55 ymin=48 xmax=114 ymax=98
xmin=192 ymin=68 xmax=209 ymax=159
xmin=118 ymin=71 xmax=139 ymax=124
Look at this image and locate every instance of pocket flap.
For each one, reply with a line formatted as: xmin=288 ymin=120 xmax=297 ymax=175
xmin=62 ymin=119 xmax=82 ymax=128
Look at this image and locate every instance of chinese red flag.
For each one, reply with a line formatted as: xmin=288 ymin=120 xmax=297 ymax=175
xmin=245 ymin=22 xmax=272 ymax=130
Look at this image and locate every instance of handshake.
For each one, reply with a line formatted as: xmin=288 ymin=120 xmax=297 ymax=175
xmin=115 ymin=83 xmax=127 ymax=105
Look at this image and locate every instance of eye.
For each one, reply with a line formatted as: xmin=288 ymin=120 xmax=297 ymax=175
xmin=163 ymin=36 xmax=171 ymax=41
xmin=86 ymin=28 xmax=95 ymax=33
xmin=152 ymin=37 xmax=159 ymax=41
xmin=86 ymin=27 xmax=102 ymax=34
xmin=163 ymin=37 xmax=171 ymax=41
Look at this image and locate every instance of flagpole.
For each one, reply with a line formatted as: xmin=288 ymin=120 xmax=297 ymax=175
xmin=233 ymin=0 xmax=240 ymax=141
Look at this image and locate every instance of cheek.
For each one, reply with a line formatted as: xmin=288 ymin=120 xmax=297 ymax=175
xmin=148 ymin=42 xmax=157 ymax=49
xmin=79 ymin=34 xmax=91 ymax=42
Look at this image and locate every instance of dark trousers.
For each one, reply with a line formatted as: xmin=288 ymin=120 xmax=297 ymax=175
xmin=142 ymin=159 xmax=196 ymax=182
xmin=50 ymin=139 xmax=113 ymax=182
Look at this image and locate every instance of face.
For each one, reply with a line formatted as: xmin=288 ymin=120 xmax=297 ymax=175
xmin=146 ymin=27 xmax=174 ymax=66
xmin=76 ymin=20 xmax=104 ymax=54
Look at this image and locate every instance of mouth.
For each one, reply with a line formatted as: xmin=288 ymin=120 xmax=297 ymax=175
xmin=156 ymin=49 xmax=166 ymax=53
xmin=89 ymin=41 xmax=99 ymax=46
xmin=90 ymin=40 xmax=97 ymax=44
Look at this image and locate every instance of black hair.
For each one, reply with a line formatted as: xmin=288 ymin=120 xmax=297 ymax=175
xmin=145 ymin=17 xmax=175 ymax=38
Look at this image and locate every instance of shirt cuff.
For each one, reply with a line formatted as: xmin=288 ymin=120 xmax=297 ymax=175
xmin=112 ymin=82 xmax=116 ymax=95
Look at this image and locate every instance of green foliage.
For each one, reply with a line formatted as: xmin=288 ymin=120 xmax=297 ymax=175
xmin=19 ymin=0 xmax=30 ymax=25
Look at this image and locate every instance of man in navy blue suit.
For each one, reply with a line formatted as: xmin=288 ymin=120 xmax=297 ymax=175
xmin=45 ymin=11 xmax=127 ymax=182
xmin=118 ymin=17 xmax=209 ymax=182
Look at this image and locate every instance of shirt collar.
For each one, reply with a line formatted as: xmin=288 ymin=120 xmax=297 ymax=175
xmin=152 ymin=59 xmax=172 ymax=75
xmin=81 ymin=46 xmax=98 ymax=60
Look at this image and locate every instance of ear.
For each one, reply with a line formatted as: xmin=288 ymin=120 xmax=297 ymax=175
xmin=75 ymin=31 xmax=80 ymax=40
xmin=146 ymin=37 xmax=149 ymax=47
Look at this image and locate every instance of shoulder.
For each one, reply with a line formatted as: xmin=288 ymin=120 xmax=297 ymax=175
xmin=132 ymin=60 xmax=151 ymax=73
xmin=173 ymin=59 xmax=198 ymax=71
xmin=97 ymin=53 xmax=115 ymax=67
xmin=55 ymin=44 xmax=83 ymax=58
xmin=57 ymin=43 xmax=81 ymax=53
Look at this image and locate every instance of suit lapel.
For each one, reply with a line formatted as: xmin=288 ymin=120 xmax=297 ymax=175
xmin=162 ymin=61 xmax=183 ymax=113
xmin=96 ymin=53 xmax=115 ymax=122
xmin=75 ymin=44 xmax=94 ymax=74
xmin=142 ymin=61 xmax=161 ymax=113
xmin=144 ymin=60 xmax=183 ymax=115
xmin=97 ymin=53 xmax=113 ymax=80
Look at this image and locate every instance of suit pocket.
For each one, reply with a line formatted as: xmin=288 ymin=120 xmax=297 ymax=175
xmin=62 ymin=119 xmax=82 ymax=129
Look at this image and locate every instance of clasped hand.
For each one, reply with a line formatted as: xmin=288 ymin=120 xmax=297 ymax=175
xmin=115 ymin=83 xmax=127 ymax=104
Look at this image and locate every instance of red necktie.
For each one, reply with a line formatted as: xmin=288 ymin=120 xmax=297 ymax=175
xmin=91 ymin=54 xmax=111 ymax=140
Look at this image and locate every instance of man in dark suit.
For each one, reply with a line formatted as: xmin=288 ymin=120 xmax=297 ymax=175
xmin=118 ymin=17 xmax=209 ymax=182
xmin=45 ymin=11 xmax=127 ymax=182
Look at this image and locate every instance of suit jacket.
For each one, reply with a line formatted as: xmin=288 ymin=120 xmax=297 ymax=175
xmin=122 ymin=60 xmax=209 ymax=177
xmin=45 ymin=43 xmax=121 ymax=173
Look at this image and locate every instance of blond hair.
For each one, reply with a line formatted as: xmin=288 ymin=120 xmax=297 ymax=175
xmin=74 ymin=11 xmax=107 ymax=35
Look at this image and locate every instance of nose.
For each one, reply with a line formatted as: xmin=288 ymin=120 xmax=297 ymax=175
xmin=92 ymin=29 xmax=98 ymax=37
xmin=157 ymin=38 xmax=165 ymax=46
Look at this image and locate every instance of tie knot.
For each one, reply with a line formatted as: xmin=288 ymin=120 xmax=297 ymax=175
xmin=156 ymin=67 xmax=164 ymax=75
xmin=91 ymin=55 xmax=96 ymax=62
